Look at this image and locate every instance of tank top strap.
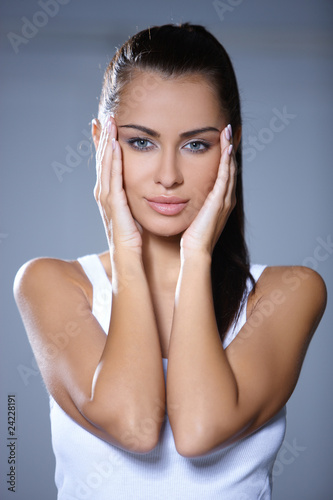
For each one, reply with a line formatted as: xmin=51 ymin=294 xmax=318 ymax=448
xmin=223 ymin=264 xmax=268 ymax=348
xmin=249 ymin=263 xmax=267 ymax=283
xmin=239 ymin=263 xmax=268 ymax=325
xmin=77 ymin=254 xmax=112 ymax=334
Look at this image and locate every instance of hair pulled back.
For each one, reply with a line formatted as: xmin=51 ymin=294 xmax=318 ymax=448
xmin=98 ymin=23 xmax=254 ymax=339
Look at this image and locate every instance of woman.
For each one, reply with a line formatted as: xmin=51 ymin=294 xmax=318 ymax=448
xmin=14 ymin=23 xmax=326 ymax=499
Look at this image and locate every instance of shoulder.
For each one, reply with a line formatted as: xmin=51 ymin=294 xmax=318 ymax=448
xmin=255 ymin=265 xmax=327 ymax=302
xmin=248 ymin=265 xmax=327 ymax=330
xmin=13 ymin=256 xmax=92 ymax=306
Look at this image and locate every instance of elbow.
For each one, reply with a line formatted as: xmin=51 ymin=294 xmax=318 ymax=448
xmin=172 ymin=422 xmax=218 ymax=458
xmin=82 ymin=399 xmax=162 ymax=454
xmin=174 ymin=435 xmax=207 ymax=459
xmin=115 ymin=412 xmax=162 ymax=453
xmin=174 ymin=431 xmax=219 ymax=458
xmin=172 ymin=419 xmax=241 ymax=458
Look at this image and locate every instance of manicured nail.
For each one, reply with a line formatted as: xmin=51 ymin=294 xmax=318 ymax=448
xmin=112 ymin=137 xmax=116 ymax=150
xmin=228 ymin=144 xmax=233 ymax=156
xmin=107 ymin=117 xmax=112 ymax=133
xmin=228 ymin=124 xmax=233 ymax=139
xmin=225 ymin=125 xmax=231 ymax=141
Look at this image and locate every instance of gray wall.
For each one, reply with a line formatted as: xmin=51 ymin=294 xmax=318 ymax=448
xmin=1 ymin=1 xmax=332 ymax=499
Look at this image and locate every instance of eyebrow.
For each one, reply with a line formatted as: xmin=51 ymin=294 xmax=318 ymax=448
xmin=118 ymin=124 xmax=220 ymax=138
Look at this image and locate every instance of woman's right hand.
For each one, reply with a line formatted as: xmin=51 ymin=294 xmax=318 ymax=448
xmin=94 ymin=116 xmax=143 ymax=255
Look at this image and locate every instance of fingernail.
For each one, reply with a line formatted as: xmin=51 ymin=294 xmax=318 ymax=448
xmin=112 ymin=137 xmax=116 ymax=150
xmin=228 ymin=144 xmax=233 ymax=156
xmin=107 ymin=117 xmax=112 ymax=133
xmin=228 ymin=124 xmax=233 ymax=138
xmin=225 ymin=125 xmax=231 ymax=141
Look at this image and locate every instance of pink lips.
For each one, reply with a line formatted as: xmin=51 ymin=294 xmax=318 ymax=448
xmin=146 ymin=196 xmax=188 ymax=216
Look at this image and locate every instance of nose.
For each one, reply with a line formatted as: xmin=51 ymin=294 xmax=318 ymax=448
xmin=154 ymin=148 xmax=183 ymax=188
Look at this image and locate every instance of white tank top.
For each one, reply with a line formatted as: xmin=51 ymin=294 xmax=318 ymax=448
xmin=49 ymin=254 xmax=286 ymax=500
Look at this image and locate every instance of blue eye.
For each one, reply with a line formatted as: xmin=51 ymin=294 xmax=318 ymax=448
xmin=184 ymin=141 xmax=210 ymax=153
xmin=127 ymin=137 xmax=211 ymax=153
xmin=128 ymin=138 xmax=154 ymax=151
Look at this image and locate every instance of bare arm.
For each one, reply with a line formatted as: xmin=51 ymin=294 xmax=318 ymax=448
xmin=14 ymin=117 xmax=165 ymax=453
xmin=166 ymin=125 xmax=327 ymax=457
xmin=167 ymin=260 xmax=326 ymax=457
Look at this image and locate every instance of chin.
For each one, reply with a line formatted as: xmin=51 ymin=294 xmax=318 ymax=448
xmin=140 ymin=219 xmax=188 ymax=239
xmin=130 ymin=199 xmax=198 ymax=239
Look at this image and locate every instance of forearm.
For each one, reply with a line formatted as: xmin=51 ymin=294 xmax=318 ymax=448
xmin=84 ymin=250 xmax=165 ymax=451
xmin=167 ymin=253 xmax=239 ymax=456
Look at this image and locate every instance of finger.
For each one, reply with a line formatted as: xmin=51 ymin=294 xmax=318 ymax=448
xmin=95 ymin=122 xmax=109 ymax=198
xmin=100 ymin=119 xmax=117 ymax=196
xmin=191 ymin=125 xmax=232 ymax=222
xmin=98 ymin=118 xmax=117 ymax=198
xmin=222 ymin=124 xmax=237 ymax=208
xmin=96 ymin=123 xmax=108 ymax=175
xmin=209 ymin=126 xmax=233 ymax=202
xmin=110 ymin=138 xmax=124 ymax=195
xmin=224 ymin=147 xmax=237 ymax=209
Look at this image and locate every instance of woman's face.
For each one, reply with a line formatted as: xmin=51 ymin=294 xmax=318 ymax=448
xmin=115 ymin=71 xmax=227 ymax=238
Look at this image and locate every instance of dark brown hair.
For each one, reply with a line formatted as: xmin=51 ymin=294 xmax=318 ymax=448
xmin=98 ymin=23 xmax=254 ymax=340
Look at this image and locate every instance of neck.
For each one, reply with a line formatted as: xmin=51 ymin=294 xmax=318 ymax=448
xmin=141 ymin=230 xmax=182 ymax=292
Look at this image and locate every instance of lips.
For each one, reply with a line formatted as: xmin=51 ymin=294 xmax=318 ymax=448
xmin=145 ymin=196 xmax=188 ymax=216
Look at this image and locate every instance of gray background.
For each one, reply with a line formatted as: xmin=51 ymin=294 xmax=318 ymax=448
xmin=1 ymin=0 xmax=332 ymax=499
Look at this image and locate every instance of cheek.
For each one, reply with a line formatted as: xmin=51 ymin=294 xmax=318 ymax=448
xmin=121 ymin=149 xmax=143 ymax=194
xmin=190 ymin=154 xmax=220 ymax=207
xmin=202 ymin=165 xmax=219 ymax=192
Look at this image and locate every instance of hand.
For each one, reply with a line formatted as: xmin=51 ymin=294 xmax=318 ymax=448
xmin=180 ymin=124 xmax=236 ymax=260
xmin=94 ymin=117 xmax=143 ymax=255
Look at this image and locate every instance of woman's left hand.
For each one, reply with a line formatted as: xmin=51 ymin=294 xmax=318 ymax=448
xmin=180 ymin=124 xmax=237 ymax=260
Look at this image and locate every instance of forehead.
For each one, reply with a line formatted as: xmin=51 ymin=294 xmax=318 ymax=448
xmin=116 ymin=71 xmax=224 ymax=131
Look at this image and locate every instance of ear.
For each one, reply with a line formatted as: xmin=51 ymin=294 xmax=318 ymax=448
xmin=233 ymin=126 xmax=242 ymax=152
xmin=91 ymin=118 xmax=102 ymax=151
